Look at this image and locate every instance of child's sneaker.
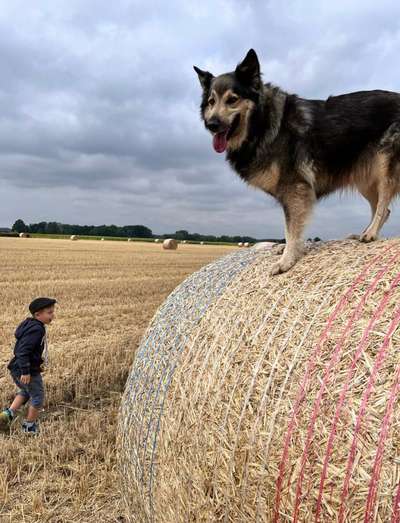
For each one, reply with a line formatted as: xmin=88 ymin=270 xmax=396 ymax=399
xmin=0 ymin=408 xmax=14 ymax=431
xmin=22 ymin=420 xmax=39 ymax=435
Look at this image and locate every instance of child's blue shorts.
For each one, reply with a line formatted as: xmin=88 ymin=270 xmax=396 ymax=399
xmin=10 ymin=371 xmax=44 ymax=408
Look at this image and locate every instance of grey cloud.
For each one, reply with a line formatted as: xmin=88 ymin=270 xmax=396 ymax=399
xmin=0 ymin=0 xmax=399 ymax=239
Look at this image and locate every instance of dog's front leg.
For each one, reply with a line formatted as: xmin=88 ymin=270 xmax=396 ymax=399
xmin=270 ymin=183 xmax=315 ymax=276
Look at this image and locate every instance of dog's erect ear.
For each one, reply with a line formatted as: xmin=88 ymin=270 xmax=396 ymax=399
xmin=193 ymin=66 xmax=214 ymax=91
xmin=235 ymin=49 xmax=261 ymax=89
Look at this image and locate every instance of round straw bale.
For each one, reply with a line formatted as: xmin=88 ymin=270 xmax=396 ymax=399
xmin=244 ymin=241 xmax=250 ymax=247
xmin=101 ymin=237 xmax=105 ymax=241
xmin=155 ymin=239 xmax=160 ymax=243
xmin=238 ymin=242 xmax=243 ymax=247
xmin=200 ymin=241 xmax=204 ymax=245
xmin=120 ymin=238 xmax=400 ymax=523
xmin=128 ymin=238 xmax=132 ymax=242
xmin=162 ymin=239 xmax=178 ymax=250
xmin=19 ymin=232 xmax=30 ymax=238
xmin=70 ymin=235 xmax=78 ymax=241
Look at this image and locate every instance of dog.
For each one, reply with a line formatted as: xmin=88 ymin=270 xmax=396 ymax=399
xmin=194 ymin=49 xmax=400 ymax=275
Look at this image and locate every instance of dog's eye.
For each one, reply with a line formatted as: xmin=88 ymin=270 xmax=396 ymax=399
xmin=208 ymin=98 xmax=215 ymax=106
xmin=226 ymin=96 xmax=239 ymax=105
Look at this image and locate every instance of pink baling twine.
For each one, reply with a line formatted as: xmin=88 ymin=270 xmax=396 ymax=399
xmin=338 ymin=304 xmax=400 ymax=522
xmin=391 ymin=470 xmax=400 ymax=523
xmin=314 ymin=270 xmax=400 ymax=522
xmin=291 ymin=259 xmax=400 ymax=523
xmin=367 ymin=325 xmax=400 ymax=523
xmin=273 ymin=245 xmax=393 ymax=523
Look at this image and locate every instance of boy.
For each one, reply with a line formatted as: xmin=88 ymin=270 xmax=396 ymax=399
xmin=0 ymin=297 xmax=56 ymax=434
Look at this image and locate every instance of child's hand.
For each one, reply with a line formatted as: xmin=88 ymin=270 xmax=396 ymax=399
xmin=20 ymin=374 xmax=31 ymax=384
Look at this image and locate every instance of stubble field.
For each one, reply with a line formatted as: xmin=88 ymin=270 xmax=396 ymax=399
xmin=0 ymin=237 xmax=235 ymax=523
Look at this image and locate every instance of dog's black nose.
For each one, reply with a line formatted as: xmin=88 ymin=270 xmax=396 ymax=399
xmin=206 ymin=118 xmax=224 ymax=133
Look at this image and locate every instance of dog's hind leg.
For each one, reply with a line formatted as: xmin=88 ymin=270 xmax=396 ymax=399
xmin=359 ymin=154 xmax=395 ymax=242
xmin=270 ymin=183 xmax=315 ymax=275
xmin=348 ymin=184 xmax=390 ymax=240
xmin=363 ymin=186 xmax=391 ymax=228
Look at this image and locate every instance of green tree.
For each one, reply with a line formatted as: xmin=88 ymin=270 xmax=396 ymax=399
xmin=46 ymin=222 xmax=61 ymax=234
xmin=12 ymin=219 xmax=28 ymax=233
xmin=175 ymin=230 xmax=189 ymax=240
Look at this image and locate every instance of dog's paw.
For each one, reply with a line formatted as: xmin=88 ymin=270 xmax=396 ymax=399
xmin=359 ymin=231 xmax=378 ymax=243
xmin=270 ymin=257 xmax=296 ymax=276
xmin=272 ymin=244 xmax=285 ymax=255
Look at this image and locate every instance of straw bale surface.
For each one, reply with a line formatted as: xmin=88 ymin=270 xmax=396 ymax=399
xmin=120 ymin=239 xmax=400 ymax=522
xmin=253 ymin=241 xmax=276 ymax=251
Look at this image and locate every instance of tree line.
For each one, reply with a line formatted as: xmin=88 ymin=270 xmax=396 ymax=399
xmin=12 ymin=219 xmax=152 ymax=238
xmin=11 ymin=219 xmax=321 ymax=243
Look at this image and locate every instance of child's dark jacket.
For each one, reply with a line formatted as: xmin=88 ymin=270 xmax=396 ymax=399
xmin=7 ymin=318 xmax=46 ymax=376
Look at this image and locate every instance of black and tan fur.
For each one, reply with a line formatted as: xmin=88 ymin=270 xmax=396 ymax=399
xmin=194 ymin=49 xmax=400 ymax=275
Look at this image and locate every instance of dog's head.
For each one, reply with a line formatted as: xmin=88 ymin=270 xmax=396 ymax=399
xmin=194 ymin=49 xmax=261 ymax=154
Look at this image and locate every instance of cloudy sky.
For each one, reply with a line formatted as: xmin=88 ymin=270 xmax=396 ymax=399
xmin=1 ymin=1 xmax=400 ymax=238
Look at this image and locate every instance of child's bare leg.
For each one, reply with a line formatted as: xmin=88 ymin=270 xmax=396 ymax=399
xmin=10 ymin=394 xmax=28 ymax=412
xmin=26 ymin=405 xmax=41 ymax=422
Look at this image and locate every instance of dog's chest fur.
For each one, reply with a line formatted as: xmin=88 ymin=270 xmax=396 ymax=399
xmin=246 ymin=162 xmax=281 ymax=195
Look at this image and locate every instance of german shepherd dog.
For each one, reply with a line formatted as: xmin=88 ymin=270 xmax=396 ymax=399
xmin=194 ymin=49 xmax=400 ymax=275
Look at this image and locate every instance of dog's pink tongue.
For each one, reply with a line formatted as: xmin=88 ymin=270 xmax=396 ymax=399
xmin=213 ymin=131 xmax=228 ymax=153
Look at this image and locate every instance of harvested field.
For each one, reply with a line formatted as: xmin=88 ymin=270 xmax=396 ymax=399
xmin=0 ymin=237 xmax=235 ymax=523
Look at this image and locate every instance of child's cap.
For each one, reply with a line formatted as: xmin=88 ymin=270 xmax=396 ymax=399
xmin=29 ymin=297 xmax=57 ymax=315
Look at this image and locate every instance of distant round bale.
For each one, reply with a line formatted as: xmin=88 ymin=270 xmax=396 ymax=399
xmin=243 ymin=242 xmax=250 ymax=247
xmin=101 ymin=238 xmax=105 ymax=241
xmin=19 ymin=232 xmax=30 ymax=238
xmin=70 ymin=235 xmax=78 ymax=241
xmin=120 ymin=239 xmax=400 ymax=522
xmin=238 ymin=242 xmax=243 ymax=247
xmin=155 ymin=239 xmax=160 ymax=243
xmin=128 ymin=238 xmax=133 ymax=242
xmin=162 ymin=239 xmax=178 ymax=250
xmin=200 ymin=241 xmax=204 ymax=245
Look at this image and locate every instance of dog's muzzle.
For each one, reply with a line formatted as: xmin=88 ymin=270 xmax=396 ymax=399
xmin=206 ymin=114 xmax=240 ymax=154
xmin=205 ymin=118 xmax=227 ymax=133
